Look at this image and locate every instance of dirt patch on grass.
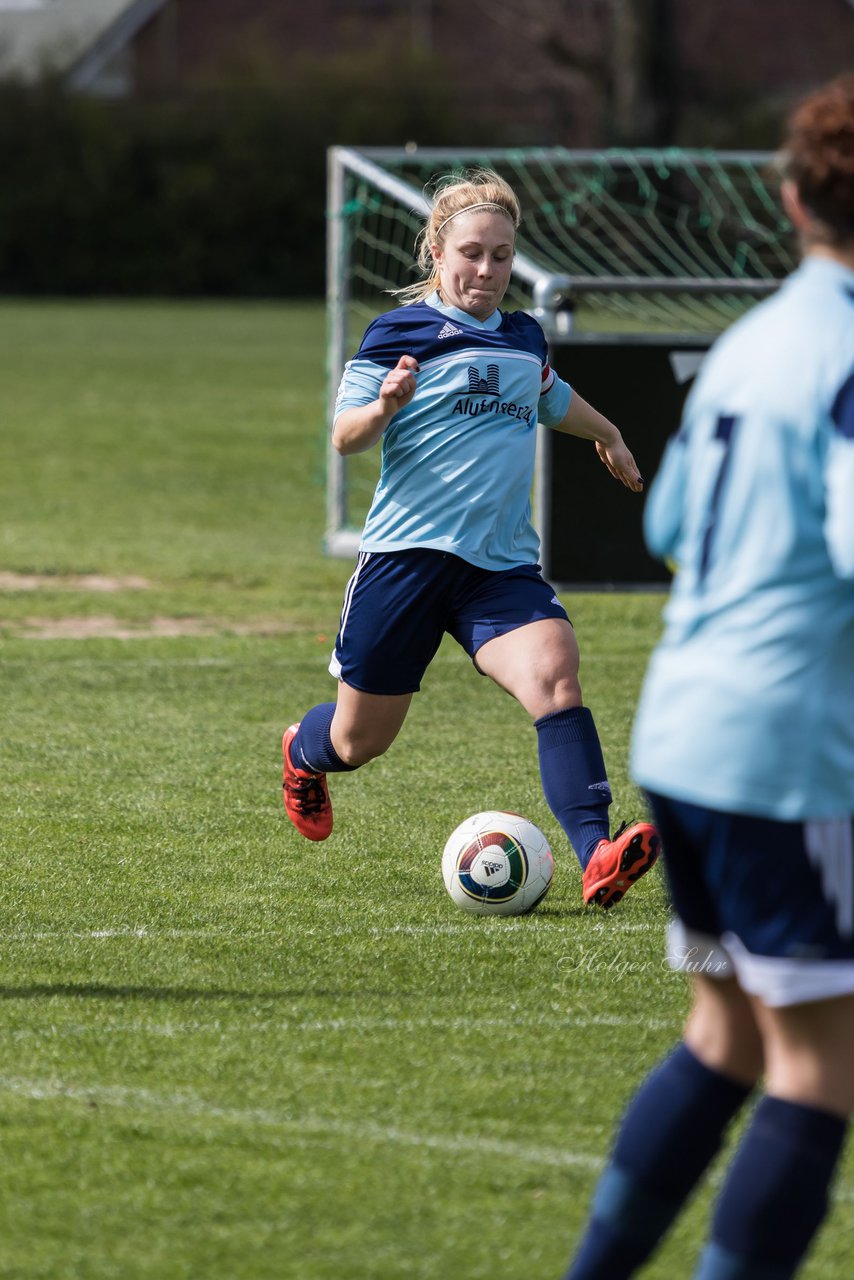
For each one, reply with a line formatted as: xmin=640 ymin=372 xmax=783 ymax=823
xmin=0 ymin=572 xmax=152 ymax=592
xmin=12 ymin=616 xmax=304 ymax=640
xmin=0 ymin=575 xmax=311 ymax=639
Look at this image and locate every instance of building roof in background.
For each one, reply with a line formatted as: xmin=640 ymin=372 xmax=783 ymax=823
xmin=0 ymin=0 xmax=165 ymax=85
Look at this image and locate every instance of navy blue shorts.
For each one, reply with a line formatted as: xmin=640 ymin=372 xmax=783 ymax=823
xmin=647 ymin=791 xmax=854 ymax=1006
xmin=328 ymin=549 xmax=570 ymax=695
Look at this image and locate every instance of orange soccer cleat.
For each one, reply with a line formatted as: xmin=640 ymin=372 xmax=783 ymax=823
xmin=582 ymin=820 xmax=661 ymax=909
xmin=282 ymin=723 xmax=333 ymax=841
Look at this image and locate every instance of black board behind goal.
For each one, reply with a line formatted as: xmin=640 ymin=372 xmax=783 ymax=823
xmin=541 ymin=334 xmax=712 ymax=588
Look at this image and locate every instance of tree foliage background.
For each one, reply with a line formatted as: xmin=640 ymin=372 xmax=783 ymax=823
xmin=1 ymin=0 xmax=849 ymax=297
xmin=0 ymin=40 xmax=481 ymax=297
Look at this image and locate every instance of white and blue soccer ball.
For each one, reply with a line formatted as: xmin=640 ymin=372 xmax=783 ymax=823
xmin=441 ymin=810 xmax=554 ymax=916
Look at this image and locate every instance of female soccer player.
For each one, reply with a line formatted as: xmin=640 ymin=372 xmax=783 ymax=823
xmin=565 ymin=75 xmax=854 ymax=1278
xmin=281 ymin=168 xmax=659 ymax=908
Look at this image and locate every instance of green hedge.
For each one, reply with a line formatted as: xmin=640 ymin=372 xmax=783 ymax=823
xmin=0 ymin=50 xmax=487 ymax=297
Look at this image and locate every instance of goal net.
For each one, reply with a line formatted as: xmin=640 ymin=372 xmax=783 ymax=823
xmin=326 ymin=146 xmax=796 ymax=555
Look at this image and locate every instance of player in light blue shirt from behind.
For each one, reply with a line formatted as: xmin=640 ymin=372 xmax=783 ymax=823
xmin=633 ymin=254 xmax=854 ymax=820
xmin=564 ymin=75 xmax=854 ymax=1280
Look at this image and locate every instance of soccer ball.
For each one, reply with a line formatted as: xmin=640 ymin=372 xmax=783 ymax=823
xmin=441 ymin=811 xmax=554 ymax=916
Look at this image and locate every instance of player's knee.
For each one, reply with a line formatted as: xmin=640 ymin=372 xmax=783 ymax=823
xmin=686 ymin=981 xmax=764 ymax=1085
xmin=334 ymin=728 xmax=391 ymax=768
xmin=688 ymin=1024 xmax=764 ymax=1086
xmin=764 ymin=1050 xmax=854 ymax=1115
xmin=529 ymin=674 xmax=583 ymax=718
xmin=760 ymin=996 xmax=854 ymax=1114
xmin=555 ymin=673 xmax=583 ymax=706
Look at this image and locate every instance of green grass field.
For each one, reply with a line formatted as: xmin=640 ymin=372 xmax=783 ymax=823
xmin=1 ymin=301 xmax=851 ymax=1279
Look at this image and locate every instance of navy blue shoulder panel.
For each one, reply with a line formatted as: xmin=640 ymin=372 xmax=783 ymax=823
xmin=356 ymin=303 xmax=548 ymax=368
xmin=830 ymin=367 xmax=854 ymax=439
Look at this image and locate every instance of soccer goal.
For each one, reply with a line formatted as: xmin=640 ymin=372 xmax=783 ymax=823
xmin=326 ymin=145 xmax=796 ymax=560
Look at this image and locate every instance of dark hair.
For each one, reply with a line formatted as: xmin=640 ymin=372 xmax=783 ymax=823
xmin=781 ymin=74 xmax=854 ymax=242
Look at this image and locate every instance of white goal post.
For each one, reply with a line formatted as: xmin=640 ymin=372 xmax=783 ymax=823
xmin=325 ymin=144 xmax=791 ymax=557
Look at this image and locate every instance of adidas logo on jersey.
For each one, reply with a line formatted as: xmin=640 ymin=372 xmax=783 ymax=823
xmin=437 ymin=321 xmax=464 ymax=339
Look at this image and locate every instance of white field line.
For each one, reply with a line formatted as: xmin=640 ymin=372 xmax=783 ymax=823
xmin=273 ymin=1013 xmax=679 ymax=1033
xmin=0 ymin=1012 xmax=681 ymax=1038
xmin=0 ymin=1074 xmax=603 ymax=1172
xmin=0 ymin=1073 xmax=851 ymax=1203
xmin=0 ymin=920 xmax=658 ymax=941
xmin=0 ymin=657 xmax=237 ymax=667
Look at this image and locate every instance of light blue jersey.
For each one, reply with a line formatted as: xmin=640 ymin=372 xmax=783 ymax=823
xmin=632 ymin=256 xmax=854 ymax=820
xmin=334 ymin=293 xmax=572 ymax=570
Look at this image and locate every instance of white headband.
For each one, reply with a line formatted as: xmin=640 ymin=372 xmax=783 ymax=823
xmin=434 ymin=202 xmax=515 ymax=237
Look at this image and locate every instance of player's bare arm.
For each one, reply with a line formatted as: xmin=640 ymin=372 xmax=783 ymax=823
xmin=554 ymin=390 xmax=644 ymax=492
xmin=332 ymin=355 xmax=420 ymax=455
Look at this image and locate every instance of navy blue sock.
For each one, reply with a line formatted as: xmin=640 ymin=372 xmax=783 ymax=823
xmin=535 ymin=707 xmax=611 ymax=867
xmin=694 ymin=1096 xmax=848 ymax=1279
xmin=291 ymin=703 xmax=357 ymax=774
xmin=565 ymin=1044 xmax=753 ymax=1280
